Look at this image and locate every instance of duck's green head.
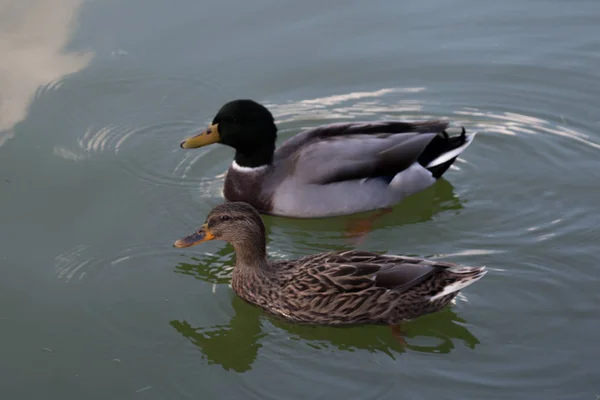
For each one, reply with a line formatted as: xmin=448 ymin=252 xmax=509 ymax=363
xmin=180 ymin=100 xmax=277 ymax=167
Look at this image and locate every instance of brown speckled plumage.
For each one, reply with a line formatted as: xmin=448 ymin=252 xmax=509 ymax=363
xmin=175 ymin=202 xmax=487 ymax=326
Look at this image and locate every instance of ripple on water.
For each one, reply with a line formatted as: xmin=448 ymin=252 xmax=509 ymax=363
xmin=54 ymin=242 xmax=179 ymax=283
xmin=55 ymin=244 xmax=94 ymax=282
xmin=54 ymin=242 xmax=202 ymax=361
xmin=267 ymin=87 xmax=427 ymax=124
xmin=236 ymin=330 xmax=397 ymax=400
xmin=41 ymin=73 xmax=228 ymax=191
xmin=86 ymin=120 xmax=216 ymax=187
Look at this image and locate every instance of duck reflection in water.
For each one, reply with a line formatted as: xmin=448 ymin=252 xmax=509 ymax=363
xmin=170 ymin=295 xmax=480 ymax=373
xmin=287 ymin=177 xmax=463 ymax=246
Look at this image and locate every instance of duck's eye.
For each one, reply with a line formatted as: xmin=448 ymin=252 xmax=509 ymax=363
xmin=221 ymin=116 xmax=238 ymax=124
xmin=220 ymin=215 xmax=232 ymax=222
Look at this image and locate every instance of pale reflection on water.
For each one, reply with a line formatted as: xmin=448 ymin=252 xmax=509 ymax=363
xmin=0 ymin=0 xmax=92 ymax=146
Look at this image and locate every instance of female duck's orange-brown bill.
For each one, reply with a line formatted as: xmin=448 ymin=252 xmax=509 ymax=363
xmin=173 ymin=224 xmax=215 ymax=248
xmin=180 ymin=123 xmax=220 ymax=149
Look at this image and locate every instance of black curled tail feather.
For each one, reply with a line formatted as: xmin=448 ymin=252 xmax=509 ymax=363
xmin=418 ymin=127 xmax=468 ymax=179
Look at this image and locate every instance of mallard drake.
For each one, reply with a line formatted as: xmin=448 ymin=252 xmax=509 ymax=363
xmin=180 ymin=99 xmax=476 ymax=218
xmin=173 ymin=202 xmax=487 ymax=326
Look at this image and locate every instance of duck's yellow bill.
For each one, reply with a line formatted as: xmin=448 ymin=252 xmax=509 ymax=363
xmin=180 ymin=123 xmax=220 ymax=149
xmin=173 ymin=224 xmax=215 ymax=248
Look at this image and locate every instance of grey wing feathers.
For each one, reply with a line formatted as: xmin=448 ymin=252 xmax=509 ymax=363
xmin=289 ymin=132 xmax=439 ymax=184
xmin=274 ymin=120 xmax=449 ymax=160
xmin=273 ymin=120 xmax=449 ymax=185
xmin=307 ymin=120 xmax=449 ymax=137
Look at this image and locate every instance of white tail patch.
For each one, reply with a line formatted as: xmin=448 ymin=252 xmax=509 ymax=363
xmin=426 ymin=132 xmax=478 ymax=168
xmin=429 ymin=266 xmax=486 ymax=301
xmin=447 ymin=265 xmax=485 ymax=274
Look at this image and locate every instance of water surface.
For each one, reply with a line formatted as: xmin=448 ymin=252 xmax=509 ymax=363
xmin=1 ymin=0 xmax=599 ymax=399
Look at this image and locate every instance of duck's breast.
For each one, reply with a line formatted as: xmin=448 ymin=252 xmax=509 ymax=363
xmin=223 ymin=162 xmax=275 ymax=212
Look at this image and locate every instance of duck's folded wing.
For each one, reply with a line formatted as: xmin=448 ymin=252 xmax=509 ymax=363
xmin=303 ymin=260 xmax=440 ymax=294
xmin=275 ymin=120 xmax=448 ymax=160
xmin=287 ymin=131 xmax=440 ymax=184
xmin=374 ymin=262 xmax=439 ymax=292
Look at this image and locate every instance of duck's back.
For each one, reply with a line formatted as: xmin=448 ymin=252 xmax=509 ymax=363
xmin=230 ymin=250 xmax=485 ymax=325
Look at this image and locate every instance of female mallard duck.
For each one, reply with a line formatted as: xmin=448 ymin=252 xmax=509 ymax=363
xmin=173 ymin=202 xmax=486 ymax=326
xmin=180 ymin=99 xmax=476 ymax=218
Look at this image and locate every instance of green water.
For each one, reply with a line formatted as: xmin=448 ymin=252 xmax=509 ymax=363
xmin=1 ymin=0 xmax=599 ymax=399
